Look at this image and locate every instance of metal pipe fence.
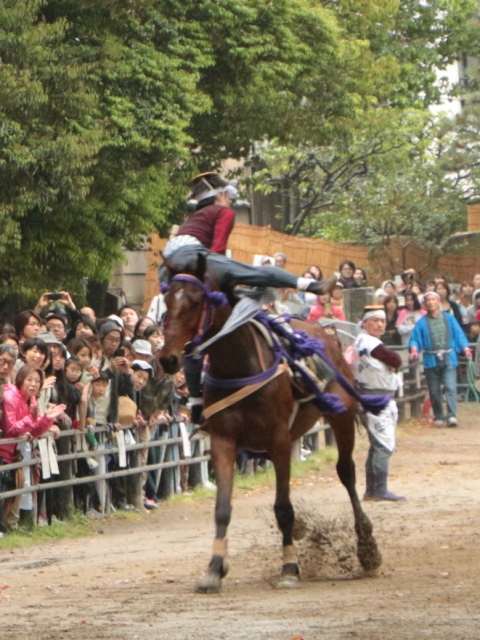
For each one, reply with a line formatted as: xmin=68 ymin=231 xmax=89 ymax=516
xmin=0 ymin=348 xmax=474 ymax=518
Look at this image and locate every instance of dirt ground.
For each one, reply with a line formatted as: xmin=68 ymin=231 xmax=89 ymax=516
xmin=1 ymin=404 xmax=480 ymax=640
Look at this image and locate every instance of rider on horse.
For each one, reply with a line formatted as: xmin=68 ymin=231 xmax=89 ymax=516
xmin=161 ymin=172 xmax=338 ymax=423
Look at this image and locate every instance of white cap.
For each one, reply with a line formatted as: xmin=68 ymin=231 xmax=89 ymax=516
xmin=133 ymin=339 xmax=153 ymax=356
xmin=132 ymin=360 xmax=153 ymax=372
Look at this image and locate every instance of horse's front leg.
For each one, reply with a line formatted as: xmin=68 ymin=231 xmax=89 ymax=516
xmin=329 ymin=412 xmax=382 ymax=573
xmin=271 ymin=435 xmax=301 ymax=589
xmin=196 ymin=434 xmax=236 ymax=594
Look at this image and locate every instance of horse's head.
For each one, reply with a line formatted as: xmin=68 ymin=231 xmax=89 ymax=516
xmin=158 ymin=253 xmax=210 ymax=374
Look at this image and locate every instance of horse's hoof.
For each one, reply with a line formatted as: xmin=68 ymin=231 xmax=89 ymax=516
xmin=357 ymin=540 xmax=382 ymax=573
xmin=195 ymin=572 xmax=222 ymax=594
xmin=276 ymin=575 xmax=300 ymax=589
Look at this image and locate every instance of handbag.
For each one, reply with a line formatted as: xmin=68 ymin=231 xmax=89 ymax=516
xmin=117 ymin=396 xmax=137 ymax=427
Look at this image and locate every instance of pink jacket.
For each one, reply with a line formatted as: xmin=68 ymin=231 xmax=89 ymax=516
xmin=0 ymin=384 xmax=54 ymax=464
xmin=308 ymin=303 xmax=345 ymax=323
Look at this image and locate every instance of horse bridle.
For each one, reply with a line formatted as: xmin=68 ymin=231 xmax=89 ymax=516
xmin=161 ymin=274 xmax=228 ymax=355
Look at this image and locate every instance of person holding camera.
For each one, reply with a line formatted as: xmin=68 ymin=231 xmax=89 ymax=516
xmin=409 ymin=291 xmax=472 ymax=427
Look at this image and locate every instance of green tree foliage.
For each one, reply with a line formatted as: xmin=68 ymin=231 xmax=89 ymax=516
xmin=251 ymin=1 xmax=479 ymax=250
xmin=0 ymin=0 xmax=478 ymax=302
xmin=252 ymin=111 xmax=468 ymax=254
xmin=0 ymin=0 xmax=378 ymax=300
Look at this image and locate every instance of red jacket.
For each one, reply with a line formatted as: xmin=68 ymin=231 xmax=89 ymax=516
xmin=0 ymin=384 xmax=54 ymax=464
xmin=176 ymin=205 xmax=235 ymax=254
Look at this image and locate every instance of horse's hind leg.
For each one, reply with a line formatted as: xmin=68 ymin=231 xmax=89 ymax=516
xmin=329 ymin=411 xmax=382 ymax=573
xmin=271 ymin=437 xmax=301 ymax=589
xmin=196 ymin=434 xmax=235 ymax=594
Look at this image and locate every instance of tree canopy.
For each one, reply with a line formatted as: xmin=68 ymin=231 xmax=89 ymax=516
xmin=0 ymin=0 xmax=478 ymax=301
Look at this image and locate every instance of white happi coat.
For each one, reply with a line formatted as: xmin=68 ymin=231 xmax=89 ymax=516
xmin=353 ymin=330 xmax=401 ymax=452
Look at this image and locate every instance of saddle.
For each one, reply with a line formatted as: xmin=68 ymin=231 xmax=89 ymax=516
xmin=248 ymin=316 xmax=336 ymax=402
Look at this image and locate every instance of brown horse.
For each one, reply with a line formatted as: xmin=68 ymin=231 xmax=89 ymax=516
xmin=159 ymin=253 xmax=382 ymax=593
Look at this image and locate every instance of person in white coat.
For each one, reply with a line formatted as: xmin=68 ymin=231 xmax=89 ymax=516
xmin=352 ymin=306 xmax=405 ymax=502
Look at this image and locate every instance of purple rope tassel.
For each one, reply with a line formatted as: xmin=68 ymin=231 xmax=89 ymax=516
xmin=256 ymin=314 xmax=389 ymax=416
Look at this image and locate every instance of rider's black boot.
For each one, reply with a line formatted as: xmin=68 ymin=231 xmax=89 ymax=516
xmin=306 ymin=275 xmax=338 ymax=296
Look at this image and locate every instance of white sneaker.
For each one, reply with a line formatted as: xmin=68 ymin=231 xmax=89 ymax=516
xmin=433 ymin=419 xmax=445 ymax=427
xmin=447 ymin=417 xmax=458 ymax=427
xmin=301 ymin=448 xmax=312 ymax=456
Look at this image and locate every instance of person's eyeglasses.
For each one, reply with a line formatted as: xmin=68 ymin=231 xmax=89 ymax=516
xmin=0 ymin=358 xmax=14 ymax=367
xmin=104 ymin=336 xmax=121 ymax=344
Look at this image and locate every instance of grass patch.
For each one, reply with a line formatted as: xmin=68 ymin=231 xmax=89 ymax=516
xmin=166 ymin=484 xmax=216 ymax=505
xmin=0 ymin=511 xmax=94 ymax=550
xmin=234 ymin=447 xmax=338 ymax=492
xmin=163 ymin=448 xmax=338 ymax=504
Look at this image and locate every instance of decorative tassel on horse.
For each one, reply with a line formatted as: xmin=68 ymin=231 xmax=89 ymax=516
xmin=254 ymin=314 xmax=390 ymax=416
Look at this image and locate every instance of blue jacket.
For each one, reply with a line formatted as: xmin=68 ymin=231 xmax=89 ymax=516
xmin=409 ymin=312 xmax=469 ymax=368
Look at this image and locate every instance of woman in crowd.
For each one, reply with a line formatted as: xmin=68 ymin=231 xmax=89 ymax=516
xmin=338 ymin=260 xmax=358 ymax=289
xmin=308 ymin=265 xmax=323 ymax=281
xmin=434 ymin=281 xmax=463 ymax=327
xmin=354 ymin=268 xmax=367 ymax=286
xmin=69 ymin=315 xmax=98 ymax=342
xmin=144 ymin=325 xmax=165 ymax=354
xmin=15 ymin=337 xmax=50 ymax=378
xmin=382 ymin=280 xmax=397 ymax=297
xmin=382 ymin=296 xmax=401 ymax=346
xmin=133 ymin=316 xmax=154 ymax=340
xmin=330 ymin=282 xmax=345 ymax=313
xmin=0 ymin=365 xmax=65 ymax=530
xmin=396 ymin=292 xmax=425 ymax=347
xmin=307 ymin=293 xmax=345 ymax=323
xmin=67 ymin=338 xmax=97 ymax=381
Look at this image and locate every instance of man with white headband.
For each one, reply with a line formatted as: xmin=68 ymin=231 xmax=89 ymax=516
xmin=162 ymin=172 xmax=337 ymax=296
xmin=352 ymin=305 xmax=405 ymax=501
xmin=409 ymin=290 xmax=471 ymax=427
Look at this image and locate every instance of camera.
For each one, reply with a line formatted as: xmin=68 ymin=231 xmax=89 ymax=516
xmin=113 ymin=348 xmax=125 ymax=358
xmin=47 ymin=292 xmax=63 ymax=301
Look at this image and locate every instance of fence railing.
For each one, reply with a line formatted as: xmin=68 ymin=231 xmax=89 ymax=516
xmin=0 ymin=348 xmax=475 ymax=521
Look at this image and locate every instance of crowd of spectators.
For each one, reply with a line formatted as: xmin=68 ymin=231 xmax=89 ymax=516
xmin=0 ymin=257 xmax=479 ymax=531
xmin=0 ymin=291 xmax=190 ymax=532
